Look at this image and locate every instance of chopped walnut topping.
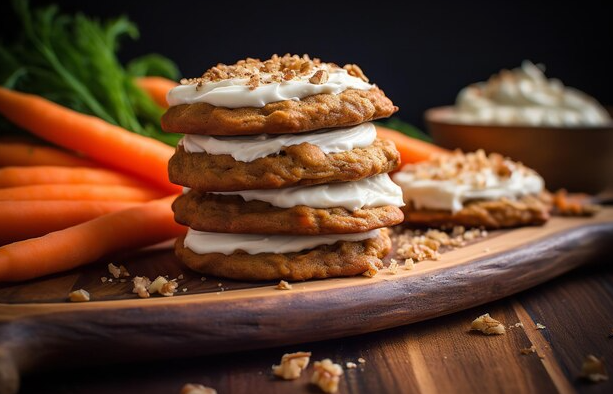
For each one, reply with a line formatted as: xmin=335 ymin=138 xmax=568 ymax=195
xmin=180 ymin=383 xmax=217 ymax=394
xmin=309 ymin=69 xmax=329 ymax=84
xmin=311 ymin=359 xmax=343 ymax=393
xmin=276 ymin=280 xmax=293 ymax=290
xmin=471 ymin=313 xmax=506 ymax=335
xmin=362 ymin=261 xmax=379 ymax=278
xmin=178 ymin=54 xmax=370 ymax=91
xmin=345 ymin=362 xmax=357 ymax=369
xmin=343 ymin=64 xmax=369 ymax=82
xmin=388 ymin=259 xmax=399 ymax=274
xmin=132 ymin=276 xmax=151 ymax=298
xmin=68 ymin=289 xmax=90 ymax=302
xmin=272 ymin=351 xmax=311 ymax=380
xmin=536 ymin=323 xmax=546 ymax=330
xmin=404 ymin=258 xmax=415 ymax=270
xmin=580 ymin=355 xmax=608 ymax=382
xmin=520 ymin=345 xmax=537 ymax=355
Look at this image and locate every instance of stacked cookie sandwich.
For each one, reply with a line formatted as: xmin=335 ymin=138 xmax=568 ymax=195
xmin=162 ymin=54 xmax=404 ymax=281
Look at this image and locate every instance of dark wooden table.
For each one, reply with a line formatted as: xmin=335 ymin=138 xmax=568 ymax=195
xmin=18 ymin=260 xmax=612 ymax=394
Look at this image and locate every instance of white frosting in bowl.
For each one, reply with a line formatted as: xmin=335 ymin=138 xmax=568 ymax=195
xmin=450 ymin=60 xmax=611 ymax=127
xmin=184 ymin=228 xmax=380 ymax=255
xmin=181 ymin=122 xmax=377 ymax=162
xmin=392 ymin=150 xmax=545 ymax=213
xmin=167 ymin=66 xmax=372 ymax=108
xmin=213 ymin=174 xmax=405 ymax=211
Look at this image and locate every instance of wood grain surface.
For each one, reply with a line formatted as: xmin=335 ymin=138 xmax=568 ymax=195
xmin=1 ymin=209 xmax=612 ymax=394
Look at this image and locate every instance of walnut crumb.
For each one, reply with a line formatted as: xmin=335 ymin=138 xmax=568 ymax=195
xmin=148 ymin=276 xmax=168 ymax=294
xmin=362 ymin=261 xmax=379 ymax=278
xmin=132 ymin=276 xmax=151 ymax=298
xmin=388 ymin=259 xmax=399 ymax=274
xmin=107 ymin=263 xmax=121 ymax=279
xmin=520 ymin=345 xmax=537 ymax=355
xmin=180 ymin=383 xmax=217 ymax=394
xmin=159 ymin=279 xmax=178 ymax=297
xmin=100 ymin=276 xmax=108 ymax=283
xmin=201 ymin=277 xmax=207 ymax=281
xmin=68 ymin=289 xmax=90 ymax=302
xmin=580 ymin=355 xmax=608 ymax=382
xmin=309 ymin=69 xmax=329 ymax=84
xmin=357 ymin=357 xmax=366 ymax=364
xmin=272 ymin=351 xmax=311 ymax=380
xmin=404 ymin=258 xmax=415 ymax=270
xmin=276 ymin=280 xmax=292 ymax=290
xmin=345 ymin=362 xmax=357 ymax=369
xmin=536 ymin=323 xmax=546 ymax=330
xmin=178 ymin=274 xmax=184 ymax=280
xmin=182 ymin=288 xmax=188 ymax=293
xmin=311 ymin=359 xmax=343 ymax=393
xmin=471 ymin=313 xmax=506 ymax=335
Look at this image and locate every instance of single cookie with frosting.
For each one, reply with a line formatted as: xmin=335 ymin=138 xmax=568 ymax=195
xmin=161 ymin=54 xmax=397 ymax=135
xmin=392 ymin=150 xmax=550 ymax=228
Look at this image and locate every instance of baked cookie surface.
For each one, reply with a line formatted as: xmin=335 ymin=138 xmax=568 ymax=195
xmin=173 ymin=190 xmax=404 ymax=235
xmin=162 ymin=87 xmax=397 ymax=136
xmin=401 ymin=194 xmax=551 ymax=229
xmin=169 ymin=139 xmax=400 ymax=192
xmin=175 ymin=228 xmax=391 ymax=281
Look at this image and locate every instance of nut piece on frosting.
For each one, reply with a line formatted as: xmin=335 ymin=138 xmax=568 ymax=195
xmin=272 ymin=351 xmax=312 ymax=380
xmin=470 ymin=313 xmax=506 ymax=335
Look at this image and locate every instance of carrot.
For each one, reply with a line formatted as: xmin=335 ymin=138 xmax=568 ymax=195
xmin=0 ymin=142 xmax=95 ymax=167
xmin=376 ymin=125 xmax=449 ymax=167
xmin=136 ymin=76 xmax=178 ymax=108
xmin=0 ymin=184 xmax=166 ymax=202
xmin=0 ymin=200 xmax=139 ymax=245
xmin=0 ymin=195 xmax=186 ymax=281
xmin=0 ymin=166 xmax=155 ymax=189
xmin=0 ymin=87 xmax=180 ymax=194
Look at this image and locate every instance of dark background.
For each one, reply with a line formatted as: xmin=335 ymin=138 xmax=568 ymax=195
xmin=2 ymin=0 xmax=612 ymax=129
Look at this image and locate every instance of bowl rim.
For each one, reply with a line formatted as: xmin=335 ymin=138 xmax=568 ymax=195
xmin=424 ymin=106 xmax=613 ymax=131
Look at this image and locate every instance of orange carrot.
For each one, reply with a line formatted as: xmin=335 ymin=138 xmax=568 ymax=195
xmin=0 ymin=166 xmax=155 ymax=189
xmin=0 ymin=200 xmax=139 ymax=245
xmin=376 ymin=125 xmax=448 ymax=168
xmin=0 ymin=88 xmax=180 ymax=194
xmin=136 ymin=76 xmax=178 ymax=108
xmin=0 ymin=195 xmax=186 ymax=281
xmin=0 ymin=142 xmax=95 ymax=167
xmin=0 ymin=184 xmax=166 ymax=202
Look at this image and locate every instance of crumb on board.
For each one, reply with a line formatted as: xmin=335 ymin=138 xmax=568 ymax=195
xmin=108 ymin=263 xmax=130 ymax=279
xmin=276 ymin=280 xmax=293 ymax=290
xmin=201 ymin=277 xmax=207 ymax=281
xmin=100 ymin=276 xmax=108 ymax=283
xmin=180 ymin=383 xmax=217 ymax=394
xmin=178 ymin=274 xmax=184 ymax=280
xmin=362 ymin=261 xmax=379 ymax=278
xmin=311 ymin=359 xmax=343 ymax=393
xmin=580 ymin=355 xmax=608 ymax=382
xmin=404 ymin=258 xmax=414 ymax=270
xmin=391 ymin=226 xmax=487 ymax=263
xmin=508 ymin=322 xmax=524 ymax=329
xmin=357 ymin=357 xmax=366 ymax=364
xmin=272 ymin=351 xmax=311 ymax=380
xmin=536 ymin=323 xmax=546 ymax=330
xmin=470 ymin=313 xmax=506 ymax=335
xmin=132 ymin=276 xmax=151 ymax=298
xmin=388 ymin=259 xmax=399 ymax=274
xmin=345 ymin=362 xmax=357 ymax=369
xmin=520 ymin=345 xmax=537 ymax=355
xmin=68 ymin=289 xmax=90 ymax=302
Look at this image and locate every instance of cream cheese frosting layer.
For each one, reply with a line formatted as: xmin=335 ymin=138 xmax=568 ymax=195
xmin=392 ymin=150 xmax=545 ymax=213
xmin=184 ymin=228 xmax=380 ymax=255
xmin=212 ymin=174 xmax=404 ymax=211
xmin=180 ymin=122 xmax=377 ymax=162
xmin=450 ymin=60 xmax=611 ymax=127
xmin=167 ymin=66 xmax=372 ymax=108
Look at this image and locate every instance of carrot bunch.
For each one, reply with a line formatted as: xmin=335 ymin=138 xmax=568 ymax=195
xmin=0 ymin=85 xmax=186 ymax=281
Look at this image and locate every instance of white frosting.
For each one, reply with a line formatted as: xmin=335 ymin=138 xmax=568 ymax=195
xmin=181 ymin=122 xmax=376 ymax=162
xmin=213 ymin=174 xmax=404 ymax=211
xmin=450 ymin=60 xmax=611 ymax=127
xmin=393 ymin=166 xmax=544 ymax=213
xmin=167 ymin=66 xmax=372 ymax=108
xmin=184 ymin=228 xmax=380 ymax=255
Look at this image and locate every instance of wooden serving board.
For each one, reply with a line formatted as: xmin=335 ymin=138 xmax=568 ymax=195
xmin=1 ymin=209 xmax=612 ymax=393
